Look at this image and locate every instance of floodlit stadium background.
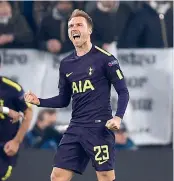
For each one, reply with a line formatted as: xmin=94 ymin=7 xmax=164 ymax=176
xmin=0 ymin=1 xmax=173 ymax=181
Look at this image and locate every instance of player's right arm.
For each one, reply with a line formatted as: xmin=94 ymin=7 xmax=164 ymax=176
xmin=25 ymin=62 xmax=72 ymax=108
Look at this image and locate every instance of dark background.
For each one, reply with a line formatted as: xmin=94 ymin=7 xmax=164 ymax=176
xmin=9 ymin=147 xmax=172 ymax=181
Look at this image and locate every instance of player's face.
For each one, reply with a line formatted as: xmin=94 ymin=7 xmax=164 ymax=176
xmin=68 ymin=17 xmax=92 ymax=47
xmin=42 ymin=113 xmax=57 ymax=127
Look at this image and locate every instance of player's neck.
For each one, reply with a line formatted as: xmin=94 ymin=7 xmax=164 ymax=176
xmin=75 ymin=41 xmax=92 ymax=57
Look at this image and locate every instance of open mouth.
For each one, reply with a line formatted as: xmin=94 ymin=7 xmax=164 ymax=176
xmin=73 ymin=34 xmax=80 ymax=40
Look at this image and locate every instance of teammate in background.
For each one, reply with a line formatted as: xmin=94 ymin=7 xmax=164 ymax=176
xmin=25 ymin=9 xmax=129 ymax=181
xmin=0 ymin=76 xmax=32 ymax=181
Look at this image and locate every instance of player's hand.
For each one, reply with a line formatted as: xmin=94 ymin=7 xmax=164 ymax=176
xmin=8 ymin=109 xmax=24 ymax=123
xmin=4 ymin=139 xmax=20 ymax=156
xmin=24 ymin=91 xmax=40 ymax=105
xmin=47 ymin=39 xmax=62 ymax=53
xmin=105 ymin=116 xmax=122 ymax=131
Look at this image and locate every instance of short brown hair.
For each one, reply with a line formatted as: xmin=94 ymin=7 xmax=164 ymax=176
xmin=37 ymin=109 xmax=56 ymax=121
xmin=68 ymin=9 xmax=93 ymax=30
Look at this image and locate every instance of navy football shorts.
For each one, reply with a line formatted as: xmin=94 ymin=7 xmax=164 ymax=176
xmin=53 ymin=123 xmax=116 ymax=174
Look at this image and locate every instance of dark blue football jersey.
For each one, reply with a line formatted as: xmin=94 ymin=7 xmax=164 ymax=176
xmin=0 ymin=76 xmax=28 ymax=143
xmin=39 ymin=45 xmax=129 ymax=127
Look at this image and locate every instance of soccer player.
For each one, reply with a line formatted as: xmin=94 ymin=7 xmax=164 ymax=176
xmin=25 ymin=9 xmax=129 ymax=181
xmin=0 ymin=76 xmax=32 ymax=181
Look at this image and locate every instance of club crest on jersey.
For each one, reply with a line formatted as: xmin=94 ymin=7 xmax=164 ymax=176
xmin=108 ymin=59 xmax=118 ymax=67
xmin=88 ymin=67 xmax=93 ymax=76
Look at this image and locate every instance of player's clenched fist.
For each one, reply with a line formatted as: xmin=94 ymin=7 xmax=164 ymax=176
xmin=24 ymin=91 xmax=40 ymax=105
xmin=105 ymin=116 xmax=122 ymax=131
xmin=4 ymin=139 xmax=19 ymax=156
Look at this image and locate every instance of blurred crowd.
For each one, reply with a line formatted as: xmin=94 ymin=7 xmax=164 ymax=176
xmin=0 ymin=0 xmax=173 ymax=53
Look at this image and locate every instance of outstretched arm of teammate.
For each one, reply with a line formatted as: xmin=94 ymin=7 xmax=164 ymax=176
xmin=24 ymin=63 xmax=72 ymax=108
xmin=0 ymin=106 xmax=24 ymax=123
xmin=4 ymin=106 xmax=33 ymax=156
xmin=104 ymin=56 xmax=129 ymax=130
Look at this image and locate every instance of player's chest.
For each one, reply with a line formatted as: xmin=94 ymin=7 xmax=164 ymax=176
xmin=65 ymin=59 xmax=106 ymax=94
xmin=65 ymin=60 xmax=104 ymax=83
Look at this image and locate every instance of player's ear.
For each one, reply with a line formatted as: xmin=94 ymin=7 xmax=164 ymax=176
xmin=89 ymin=28 xmax=92 ymax=35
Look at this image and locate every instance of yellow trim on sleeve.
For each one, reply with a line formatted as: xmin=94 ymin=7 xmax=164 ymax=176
xmin=95 ymin=46 xmax=112 ymax=56
xmin=116 ymin=69 xmax=123 ymax=80
xmin=1 ymin=166 xmax=13 ymax=181
xmin=26 ymin=102 xmax=32 ymax=108
xmin=2 ymin=77 xmax=21 ymax=92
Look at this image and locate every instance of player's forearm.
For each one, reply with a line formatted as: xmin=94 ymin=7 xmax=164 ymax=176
xmin=38 ymin=95 xmax=70 ymax=108
xmin=115 ymin=87 xmax=129 ymax=119
xmin=14 ymin=107 xmax=33 ymax=144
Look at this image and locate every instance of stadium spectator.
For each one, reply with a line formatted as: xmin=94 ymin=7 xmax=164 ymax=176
xmin=24 ymin=109 xmax=63 ymax=150
xmin=115 ymin=122 xmax=137 ymax=150
xmin=0 ymin=1 xmax=34 ymax=48
xmin=74 ymin=1 xmax=87 ymax=10
xmin=85 ymin=1 xmax=139 ymax=15
xmin=119 ymin=1 xmax=173 ymax=48
xmin=37 ymin=1 xmax=74 ymax=54
xmin=32 ymin=1 xmax=52 ymax=29
xmin=88 ymin=0 xmax=133 ymax=50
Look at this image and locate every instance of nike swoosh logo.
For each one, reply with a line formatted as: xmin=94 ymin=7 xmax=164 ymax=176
xmin=98 ymin=160 xmax=108 ymax=165
xmin=66 ymin=72 xmax=73 ymax=77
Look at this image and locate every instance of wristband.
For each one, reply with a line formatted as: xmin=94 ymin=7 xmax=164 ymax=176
xmin=2 ymin=107 xmax=10 ymax=114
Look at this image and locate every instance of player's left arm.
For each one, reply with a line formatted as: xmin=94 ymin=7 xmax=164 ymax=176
xmin=104 ymin=56 xmax=129 ymax=130
xmin=4 ymin=88 xmax=33 ymax=156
